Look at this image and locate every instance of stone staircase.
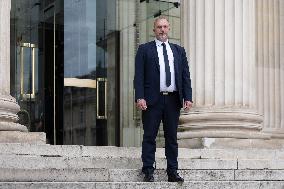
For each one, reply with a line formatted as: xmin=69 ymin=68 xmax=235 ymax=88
xmin=0 ymin=144 xmax=284 ymax=188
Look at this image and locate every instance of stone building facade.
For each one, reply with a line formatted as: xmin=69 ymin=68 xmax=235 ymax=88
xmin=0 ymin=0 xmax=283 ymax=148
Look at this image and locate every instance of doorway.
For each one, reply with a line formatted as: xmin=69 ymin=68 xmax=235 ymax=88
xmin=45 ymin=0 xmax=120 ymax=146
xmin=11 ymin=0 xmax=120 ymax=146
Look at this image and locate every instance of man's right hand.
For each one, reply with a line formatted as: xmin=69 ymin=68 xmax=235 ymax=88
xmin=136 ymin=99 xmax=147 ymax=110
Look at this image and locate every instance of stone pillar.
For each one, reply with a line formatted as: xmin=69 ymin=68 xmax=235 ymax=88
xmin=179 ymin=0 xmax=268 ymax=148
xmin=119 ymin=0 xmax=142 ymax=146
xmin=0 ymin=0 xmax=45 ymax=143
xmin=281 ymin=0 xmax=284 ymax=132
xmin=0 ymin=0 xmax=27 ymax=132
xmin=256 ymin=0 xmax=284 ymax=138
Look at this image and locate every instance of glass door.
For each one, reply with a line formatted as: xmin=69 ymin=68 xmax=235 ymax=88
xmin=42 ymin=0 xmax=120 ymax=145
xmin=11 ymin=0 xmax=45 ymax=138
xmin=11 ymin=0 xmax=119 ymax=146
xmin=62 ymin=0 xmax=119 ymax=146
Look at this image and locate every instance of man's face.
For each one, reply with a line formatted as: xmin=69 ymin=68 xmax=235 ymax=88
xmin=153 ymin=18 xmax=170 ymax=42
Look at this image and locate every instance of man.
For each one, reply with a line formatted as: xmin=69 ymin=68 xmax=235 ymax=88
xmin=134 ymin=17 xmax=193 ymax=182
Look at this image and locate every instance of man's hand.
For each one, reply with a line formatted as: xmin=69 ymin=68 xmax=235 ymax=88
xmin=136 ymin=99 xmax=147 ymax=110
xmin=183 ymin=101 xmax=193 ymax=111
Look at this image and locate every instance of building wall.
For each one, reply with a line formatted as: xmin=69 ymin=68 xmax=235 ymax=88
xmin=1 ymin=0 xmax=284 ymax=147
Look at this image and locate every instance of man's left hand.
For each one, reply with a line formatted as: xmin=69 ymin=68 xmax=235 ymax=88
xmin=183 ymin=101 xmax=193 ymax=111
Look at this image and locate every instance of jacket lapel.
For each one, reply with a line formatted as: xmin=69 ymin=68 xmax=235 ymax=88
xmin=169 ymin=43 xmax=179 ymax=77
xmin=150 ymin=41 xmax=160 ymax=72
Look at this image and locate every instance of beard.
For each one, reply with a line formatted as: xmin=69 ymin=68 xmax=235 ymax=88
xmin=156 ymin=34 xmax=168 ymax=42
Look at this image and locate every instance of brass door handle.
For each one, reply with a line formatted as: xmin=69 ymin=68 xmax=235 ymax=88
xmin=96 ymin=78 xmax=107 ymax=119
xmin=20 ymin=43 xmax=36 ymax=100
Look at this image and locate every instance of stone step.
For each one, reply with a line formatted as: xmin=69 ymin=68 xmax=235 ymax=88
xmin=0 ymin=143 xmax=283 ymax=159
xmin=1 ymin=168 xmax=284 ymax=182
xmin=2 ymin=153 xmax=284 ymax=170
xmin=0 ymin=168 xmax=233 ymax=182
xmin=0 ymin=181 xmax=284 ymax=189
xmin=0 ymin=155 xmax=237 ymax=169
xmin=1 ymin=144 xmax=283 ymax=187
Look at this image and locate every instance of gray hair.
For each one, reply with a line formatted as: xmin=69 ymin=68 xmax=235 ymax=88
xmin=153 ymin=16 xmax=170 ymax=28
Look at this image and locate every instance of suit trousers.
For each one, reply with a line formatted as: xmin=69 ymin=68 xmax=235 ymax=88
xmin=141 ymin=92 xmax=181 ymax=172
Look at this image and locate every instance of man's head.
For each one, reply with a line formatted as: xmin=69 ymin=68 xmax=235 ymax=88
xmin=153 ymin=17 xmax=170 ymax=42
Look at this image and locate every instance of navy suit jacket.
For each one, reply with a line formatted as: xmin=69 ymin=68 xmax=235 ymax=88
xmin=134 ymin=41 xmax=192 ymax=107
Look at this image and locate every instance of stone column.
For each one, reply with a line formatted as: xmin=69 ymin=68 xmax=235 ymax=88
xmin=119 ymin=0 xmax=142 ymax=146
xmin=256 ymin=0 xmax=284 ymax=138
xmin=179 ymin=0 xmax=268 ymax=148
xmin=281 ymin=0 xmax=284 ymax=132
xmin=0 ymin=0 xmax=27 ymax=132
xmin=0 ymin=0 xmax=45 ymax=143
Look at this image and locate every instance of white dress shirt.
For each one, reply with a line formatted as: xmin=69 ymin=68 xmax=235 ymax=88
xmin=155 ymin=38 xmax=177 ymax=92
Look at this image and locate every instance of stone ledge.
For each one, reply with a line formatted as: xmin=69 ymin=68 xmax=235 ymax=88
xmin=235 ymin=170 xmax=284 ymax=181
xmin=1 ymin=144 xmax=284 ymax=159
xmin=1 ymin=168 xmax=284 ymax=183
xmin=0 ymin=168 xmax=108 ymax=182
xmin=0 ymin=131 xmax=46 ymax=144
xmin=109 ymin=169 xmax=234 ymax=182
xmin=0 ymin=181 xmax=283 ymax=189
xmin=238 ymin=159 xmax=284 ymax=169
xmin=0 ymin=168 xmax=234 ymax=182
xmin=0 ymin=156 xmax=236 ymax=169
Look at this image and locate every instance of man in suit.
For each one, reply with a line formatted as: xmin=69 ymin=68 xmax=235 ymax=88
xmin=134 ymin=17 xmax=193 ymax=182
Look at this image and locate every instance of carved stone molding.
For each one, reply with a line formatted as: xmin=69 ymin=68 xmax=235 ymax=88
xmin=179 ymin=107 xmax=267 ymax=139
xmin=0 ymin=95 xmax=27 ymax=132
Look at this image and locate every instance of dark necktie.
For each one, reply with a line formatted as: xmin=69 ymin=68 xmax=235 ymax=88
xmin=162 ymin=43 xmax=171 ymax=87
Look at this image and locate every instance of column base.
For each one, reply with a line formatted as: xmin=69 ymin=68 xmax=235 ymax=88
xmin=0 ymin=131 xmax=46 ymax=144
xmin=178 ymin=107 xmax=265 ymax=144
xmin=0 ymin=122 xmax=28 ymax=132
xmin=262 ymin=128 xmax=284 ymax=139
xmin=178 ymin=130 xmax=270 ymax=139
xmin=0 ymin=95 xmax=27 ymax=132
xmin=178 ymin=137 xmax=284 ymax=149
xmin=179 ymin=107 xmax=263 ymax=132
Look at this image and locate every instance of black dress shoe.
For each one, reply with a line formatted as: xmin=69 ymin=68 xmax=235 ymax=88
xmin=167 ymin=171 xmax=184 ymax=182
xmin=142 ymin=168 xmax=154 ymax=182
xmin=144 ymin=173 xmax=154 ymax=182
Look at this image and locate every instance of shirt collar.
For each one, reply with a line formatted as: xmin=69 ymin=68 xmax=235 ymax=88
xmin=155 ymin=38 xmax=169 ymax=47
